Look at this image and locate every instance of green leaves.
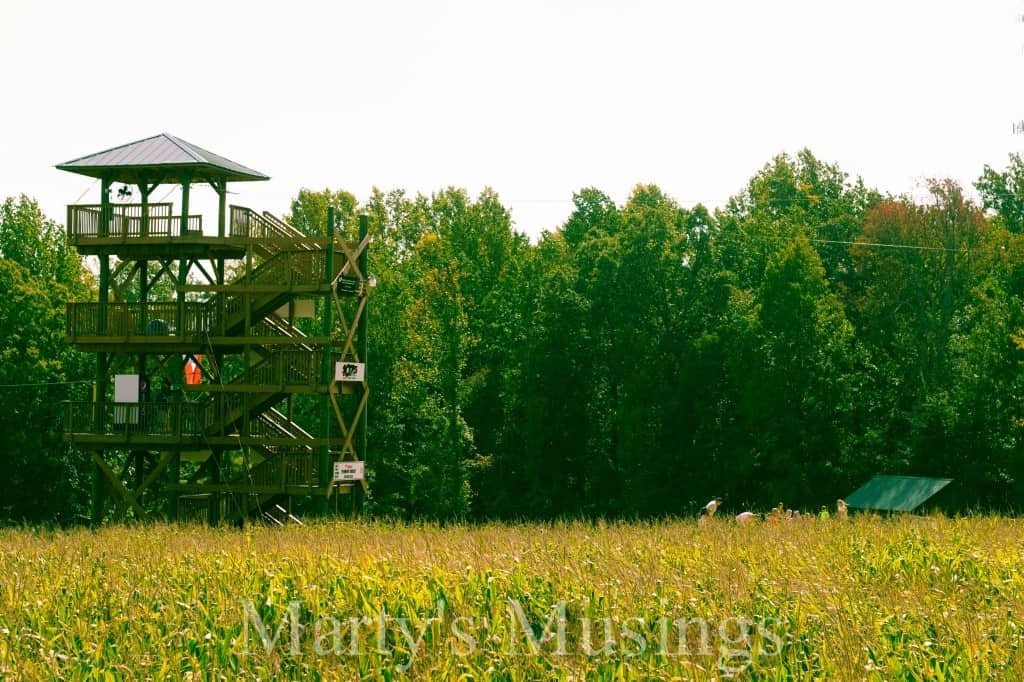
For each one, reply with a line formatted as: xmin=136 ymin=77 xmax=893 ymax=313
xmin=977 ymin=153 xmax=1024 ymax=234
xmin=0 ymin=195 xmax=92 ymax=522
xmin=0 ymin=194 xmax=90 ymax=293
xmin=0 ymin=250 xmax=91 ymax=522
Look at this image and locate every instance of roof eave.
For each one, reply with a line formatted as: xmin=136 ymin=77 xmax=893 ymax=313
xmin=55 ymin=162 xmax=270 ymax=184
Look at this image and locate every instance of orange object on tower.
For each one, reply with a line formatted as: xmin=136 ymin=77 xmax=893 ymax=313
xmin=184 ymin=355 xmax=203 ymax=385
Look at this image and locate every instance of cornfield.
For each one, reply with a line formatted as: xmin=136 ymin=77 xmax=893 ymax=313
xmin=1 ymin=516 xmax=1021 ymax=679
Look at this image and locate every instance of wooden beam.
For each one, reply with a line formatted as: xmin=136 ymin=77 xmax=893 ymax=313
xmin=134 ymin=450 xmax=175 ymax=498
xmin=177 ymin=283 xmax=332 ymax=294
xmin=190 ymin=258 xmax=217 ymax=286
xmin=91 ymin=451 xmax=148 ymax=520
xmin=338 ymin=388 xmax=370 ymax=459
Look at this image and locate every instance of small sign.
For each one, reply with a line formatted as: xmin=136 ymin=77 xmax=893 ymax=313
xmin=336 ymin=275 xmax=364 ymax=296
xmin=333 ymin=461 xmax=364 ymax=482
xmin=335 ymin=361 xmax=365 ymax=382
xmin=114 ymin=374 xmax=140 ymax=425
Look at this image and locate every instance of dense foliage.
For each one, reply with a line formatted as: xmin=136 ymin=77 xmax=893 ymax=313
xmin=4 ymin=150 xmax=1024 ymax=522
xmin=352 ymin=151 xmax=1024 ymax=518
xmin=0 ymin=196 xmax=93 ymax=522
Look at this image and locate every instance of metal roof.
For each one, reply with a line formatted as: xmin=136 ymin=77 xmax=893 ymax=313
xmin=56 ymin=133 xmax=269 ymax=184
xmin=844 ymin=475 xmax=953 ymax=512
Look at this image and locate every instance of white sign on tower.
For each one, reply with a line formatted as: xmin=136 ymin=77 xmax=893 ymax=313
xmin=335 ymin=361 xmax=365 ymax=382
xmin=333 ymin=461 xmax=365 ymax=482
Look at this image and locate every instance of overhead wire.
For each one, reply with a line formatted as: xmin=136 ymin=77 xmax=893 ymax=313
xmin=808 ymin=238 xmax=977 ymax=253
xmin=70 ymin=179 xmax=99 ymax=205
xmin=0 ymin=380 xmax=92 ymax=388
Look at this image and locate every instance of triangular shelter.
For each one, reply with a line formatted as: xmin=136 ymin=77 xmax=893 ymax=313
xmin=845 ymin=475 xmax=953 ymax=512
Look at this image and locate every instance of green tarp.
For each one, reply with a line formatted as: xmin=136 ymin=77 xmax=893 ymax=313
xmin=844 ymin=475 xmax=953 ymax=512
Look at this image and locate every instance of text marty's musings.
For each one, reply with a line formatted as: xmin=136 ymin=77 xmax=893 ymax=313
xmin=241 ymin=598 xmax=784 ymax=672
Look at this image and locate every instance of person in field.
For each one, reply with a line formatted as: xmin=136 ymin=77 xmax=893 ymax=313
xmin=699 ymin=498 xmax=723 ymax=525
xmin=735 ymin=511 xmax=758 ymax=524
xmin=836 ymin=498 xmax=849 ymax=520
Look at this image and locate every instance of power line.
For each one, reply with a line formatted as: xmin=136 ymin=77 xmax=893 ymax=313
xmin=70 ymin=179 xmax=99 ymax=205
xmin=809 ymin=238 xmax=969 ymax=253
xmin=0 ymin=380 xmax=91 ymax=389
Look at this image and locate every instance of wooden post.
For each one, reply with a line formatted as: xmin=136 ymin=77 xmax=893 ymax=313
xmin=213 ymin=194 xmax=225 ymax=526
xmin=90 ymin=448 xmax=104 ymax=526
xmin=139 ymin=180 xmax=150 ymax=238
xmin=92 ymin=178 xmax=112 ymax=525
xmin=216 ymin=179 xmax=226 ymax=239
xmin=319 ymin=207 xmax=336 ymax=515
xmin=176 ymin=176 xmax=190 ymax=337
xmin=209 ymin=451 xmax=221 ymax=526
xmin=168 ymin=175 xmax=191 ymax=520
xmin=356 ymin=214 xmax=369 ymax=514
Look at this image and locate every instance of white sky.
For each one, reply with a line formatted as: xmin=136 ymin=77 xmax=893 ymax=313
xmin=2 ymin=0 xmax=1022 ymax=239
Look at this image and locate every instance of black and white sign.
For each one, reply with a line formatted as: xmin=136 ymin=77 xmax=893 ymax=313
xmin=335 ymin=361 xmax=365 ymax=382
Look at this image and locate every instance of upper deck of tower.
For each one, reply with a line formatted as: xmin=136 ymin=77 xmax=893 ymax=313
xmin=57 ymin=133 xmax=272 ymax=259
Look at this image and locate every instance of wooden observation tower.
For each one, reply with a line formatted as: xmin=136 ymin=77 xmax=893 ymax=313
xmin=58 ymin=134 xmax=369 ymax=524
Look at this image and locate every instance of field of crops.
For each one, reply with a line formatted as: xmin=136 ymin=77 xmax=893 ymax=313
xmin=1 ymin=515 xmax=1022 ymax=680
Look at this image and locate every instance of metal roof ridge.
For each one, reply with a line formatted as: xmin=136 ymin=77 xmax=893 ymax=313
xmin=162 ymin=133 xmax=207 ymax=164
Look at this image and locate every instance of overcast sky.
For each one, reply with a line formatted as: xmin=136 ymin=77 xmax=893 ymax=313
xmin=2 ymin=1 xmax=1022 ymax=239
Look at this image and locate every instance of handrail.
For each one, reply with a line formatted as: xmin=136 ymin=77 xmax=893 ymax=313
xmin=62 ymin=400 xmax=212 ymax=437
xmin=230 ymin=205 xmax=298 ymax=241
xmin=67 ymin=203 xmax=202 ymax=240
xmin=250 ymin=451 xmax=317 ymax=487
xmin=261 ymin=407 xmax=316 ymax=441
xmin=65 ymin=302 xmax=212 ymax=338
xmin=260 ymin=315 xmax=315 ymax=352
xmin=65 ymin=299 xmax=326 ymax=342
xmin=62 ymin=399 xmax=305 ymax=442
xmin=261 ymin=211 xmax=323 ymax=249
xmin=260 ymin=210 xmax=302 ymax=236
xmin=225 ymin=348 xmax=322 ymax=389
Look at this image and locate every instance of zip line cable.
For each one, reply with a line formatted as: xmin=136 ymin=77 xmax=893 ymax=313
xmin=0 ymin=380 xmax=92 ymax=388
xmin=808 ymin=238 xmax=979 ymax=253
xmin=70 ymin=179 xmax=99 ymax=205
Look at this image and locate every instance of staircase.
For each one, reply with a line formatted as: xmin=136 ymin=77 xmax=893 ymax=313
xmin=65 ymin=202 xmax=365 ymax=524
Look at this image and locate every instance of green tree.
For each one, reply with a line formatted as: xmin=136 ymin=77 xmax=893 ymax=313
xmin=976 ymin=153 xmax=1024 ymax=234
xmin=0 ymin=259 xmax=92 ymax=521
xmin=739 ymin=234 xmax=863 ymax=505
xmin=719 ymin=150 xmax=879 ymax=290
xmin=286 ymin=188 xmax=358 ymax=238
xmin=1 ymin=194 xmax=88 ymax=291
xmin=0 ymin=195 xmax=92 ymax=522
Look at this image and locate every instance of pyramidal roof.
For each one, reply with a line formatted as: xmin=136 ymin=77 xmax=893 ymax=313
xmin=57 ymin=133 xmax=269 ymax=184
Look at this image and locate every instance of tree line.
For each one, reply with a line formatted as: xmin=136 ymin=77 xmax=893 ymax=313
xmin=4 ymin=149 xmax=1024 ymax=522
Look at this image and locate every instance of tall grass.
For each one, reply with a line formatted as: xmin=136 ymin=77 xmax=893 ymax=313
xmin=0 ymin=516 xmax=1021 ymax=679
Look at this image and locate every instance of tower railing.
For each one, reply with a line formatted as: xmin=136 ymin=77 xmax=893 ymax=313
xmin=67 ymin=203 xmax=203 ymax=239
xmin=65 ymin=302 xmax=212 ymax=339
